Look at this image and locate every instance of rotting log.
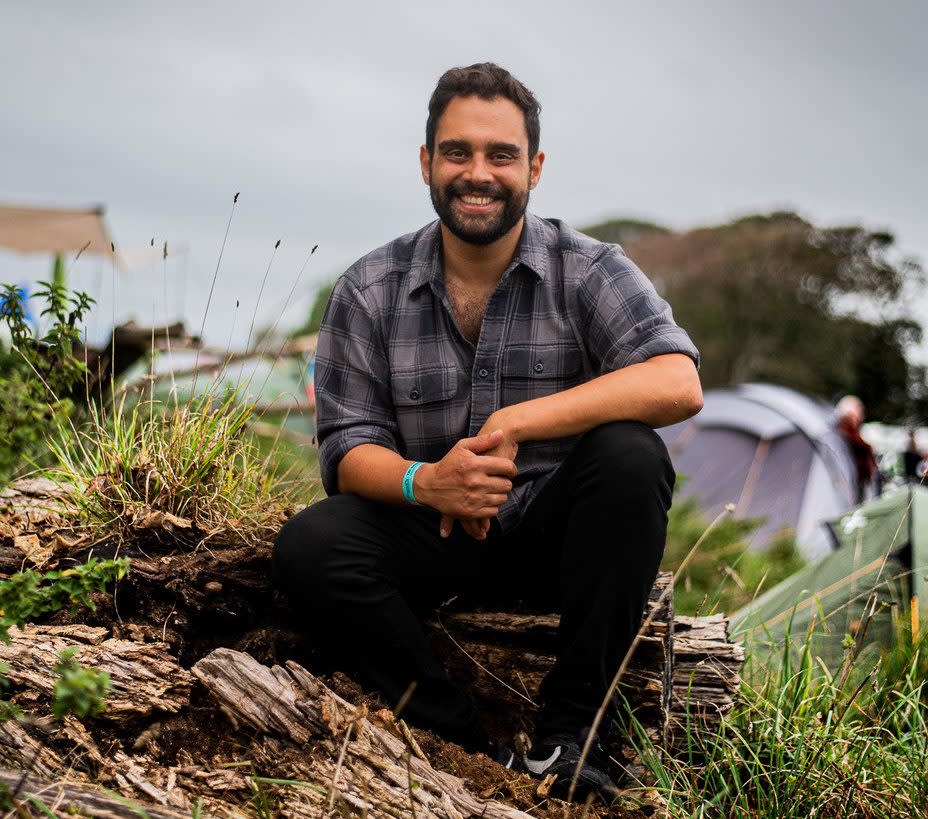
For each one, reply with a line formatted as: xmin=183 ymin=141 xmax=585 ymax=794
xmin=0 ymin=720 xmax=66 ymax=779
xmin=0 ymin=767 xmax=191 ymax=819
xmin=0 ymin=716 xmax=327 ymax=817
xmin=192 ymin=647 xmax=537 ymax=819
xmin=668 ymin=614 xmax=745 ymax=749
xmin=428 ymin=572 xmax=675 ymax=745
xmin=0 ymin=478 xmax=78 ymax=570
xmin=428 ymin=574 xmax=744 ymax=752
xmin=0 ymin=624 xmax=192 ymax=722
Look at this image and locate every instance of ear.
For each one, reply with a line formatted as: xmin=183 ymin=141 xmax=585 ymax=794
xmin=529 ymin=151 xmax=545 ymax=190
xmin=419 ymin=144 xmax=431 ymax=185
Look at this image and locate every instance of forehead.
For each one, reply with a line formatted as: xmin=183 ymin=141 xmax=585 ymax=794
xmin=434 ymin=95 xmax=528 ymax=149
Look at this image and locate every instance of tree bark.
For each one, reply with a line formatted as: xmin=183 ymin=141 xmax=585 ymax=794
xmin=192 ymin=647 xmax=538 ymax=819
xmin=0 ymin=767 xmax=192 ymax=819
xmin=427 ymin=574 xmax=744 ymax=752
xmin=0 ymin=624 xmax=192 ymax=722
xmin=427 ymin=573 xmax=676 ymax=744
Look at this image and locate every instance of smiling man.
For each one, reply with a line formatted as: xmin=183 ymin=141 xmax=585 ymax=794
xmin=274 ymin=63 xmax=702 ymax=800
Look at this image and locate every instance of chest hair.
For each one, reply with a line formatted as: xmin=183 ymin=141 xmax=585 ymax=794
xmin=446 ymin=279 xmax=494 ymax=346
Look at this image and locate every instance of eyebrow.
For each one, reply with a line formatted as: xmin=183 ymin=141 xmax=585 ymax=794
xmin=437 ymin=139 xmax=522 ymax=156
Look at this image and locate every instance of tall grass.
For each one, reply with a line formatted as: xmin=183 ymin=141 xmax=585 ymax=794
xmin=626 ymin=611 xmax=928 ymax=818
xmin=47 ymin=390 xmax=290 ymax=549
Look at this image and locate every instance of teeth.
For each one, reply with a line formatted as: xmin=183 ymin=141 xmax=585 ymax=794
xmin=460 ymin=195 xmax=494 ymax=205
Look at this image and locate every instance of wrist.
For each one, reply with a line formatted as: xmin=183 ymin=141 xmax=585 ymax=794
xmin=402 ymin=460 xmax=427 ymax=505
xmin=411 ymin=461 xmax=435 ymax=507
xmin=487 ymin=407 xmax=522 ymax=443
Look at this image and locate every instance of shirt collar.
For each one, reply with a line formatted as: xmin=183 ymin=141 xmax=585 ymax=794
xmin=406 ymin=212 xmax=550 ymax=296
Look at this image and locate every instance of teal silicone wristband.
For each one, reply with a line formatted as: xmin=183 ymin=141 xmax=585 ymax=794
xmin=402 ymin=461 xmax=425 ymax=505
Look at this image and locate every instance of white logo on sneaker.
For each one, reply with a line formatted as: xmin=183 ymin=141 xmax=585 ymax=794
xmin=524 ymin=746 xmax=562 ymax=775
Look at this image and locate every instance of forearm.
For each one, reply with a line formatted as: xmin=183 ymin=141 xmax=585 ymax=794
xmin=495 ymin=353 xmax=703 ymax=444
xmin=336 ymin=434 xmax=515 ymax=520
xmin=337 ymin=444 xmax=420 ymax=504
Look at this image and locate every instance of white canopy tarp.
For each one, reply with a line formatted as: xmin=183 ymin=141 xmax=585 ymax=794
xmin=0 ymin=203 xmax=118 ymax=262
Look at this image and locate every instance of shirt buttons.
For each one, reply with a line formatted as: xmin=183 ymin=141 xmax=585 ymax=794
xmin=478 ymin=368 xmax=489 ymax=378
xmin=409 ymin=389 xmax=420 ymax=400
xmin=534 ymin=361 xmax=544 ymax=373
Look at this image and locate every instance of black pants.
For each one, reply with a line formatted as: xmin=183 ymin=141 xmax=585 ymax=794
xmin=273 ymin=420 xmax=674 ymax=750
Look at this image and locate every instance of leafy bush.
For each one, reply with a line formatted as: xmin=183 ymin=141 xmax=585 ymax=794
xmin=0 ymin=282 xmax=94 ymax=485
xmin=0 ymin=557 xmax=127 ymax=725
xmin=0 ymin=558 xmax=129 ymax=643
xmin=52 ymin=647 xmax=110 ymax=719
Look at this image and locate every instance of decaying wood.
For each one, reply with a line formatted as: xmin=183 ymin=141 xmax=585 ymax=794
xmin=667 ymin=614 xmax=745 ymax=748
xmin=0 ymin=720 xmax=67 ymax=779
xmin=430 ymin=573 xmax=676 ymax=744
xmin=0 ymin=766 xmax=191 ymax=818
xmin=193 ymin=647 xmax=536 ymax=819
xmin=0 ymin=478 xmax=90 ymax=576
xmin=429 ymin=575 xmax=744 ymax=753
xmin=0 ymin=624 xmax=192 ymax=722
xmin=128 ymin=542 xmax=275 ymax=620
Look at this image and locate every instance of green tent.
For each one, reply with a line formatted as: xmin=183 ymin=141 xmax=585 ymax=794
xmin=730 ymin=485 xmax=928 ymax=668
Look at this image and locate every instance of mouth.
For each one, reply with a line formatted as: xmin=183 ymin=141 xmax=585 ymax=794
xmin=453 ymin=193 xmax=501 ymax=213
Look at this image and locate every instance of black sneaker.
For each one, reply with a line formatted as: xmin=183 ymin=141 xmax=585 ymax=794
xmin=492 ymin=741 xmax=520 ymax=770
xmin=521 ymin=727 xmax=619 ymax=801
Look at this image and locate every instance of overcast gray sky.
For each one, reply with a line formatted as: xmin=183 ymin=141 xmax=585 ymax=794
xmin=2 ymin=1 xmax=925 ymax=358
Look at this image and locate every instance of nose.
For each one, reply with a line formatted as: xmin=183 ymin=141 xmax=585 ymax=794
xmin=464 ymin=153 xmax=494 ymax=187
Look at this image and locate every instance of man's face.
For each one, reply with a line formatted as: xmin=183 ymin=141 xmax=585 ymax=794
xmin=420 ymin=95 xmax=544 ymax=246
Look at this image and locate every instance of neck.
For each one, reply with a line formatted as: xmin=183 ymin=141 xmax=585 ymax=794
xmin=440 ymin=216 xmax=525 ymax=288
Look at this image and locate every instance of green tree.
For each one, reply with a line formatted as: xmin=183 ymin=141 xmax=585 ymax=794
xmin=290 ymin=278 xmax=337 ymax=339
xmin=584 ymin=212 xmax=925 ymax=422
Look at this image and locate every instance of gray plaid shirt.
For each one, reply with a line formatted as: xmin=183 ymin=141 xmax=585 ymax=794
xmin=315 ymin=213 xmax=699 ymax=531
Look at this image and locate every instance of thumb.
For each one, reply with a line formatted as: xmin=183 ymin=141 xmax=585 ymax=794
xmin=440 ymin=514 xmax=454 ymax=538
xmin=460 ymin=428 xmax=504 ymax=454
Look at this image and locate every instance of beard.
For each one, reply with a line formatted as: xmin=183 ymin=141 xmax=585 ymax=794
xmin=429 ymin=174 xmax=530 ymax=246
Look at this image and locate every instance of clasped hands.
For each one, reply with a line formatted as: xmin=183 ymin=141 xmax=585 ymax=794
xmin=413 ymin=417 xmax=518 ymax=541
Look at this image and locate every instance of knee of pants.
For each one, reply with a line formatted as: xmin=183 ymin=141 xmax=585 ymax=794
xmin=272 ymin=495 xmax=372 ymax=608
xmin=574 ymin=420 xmax=675 ymax=502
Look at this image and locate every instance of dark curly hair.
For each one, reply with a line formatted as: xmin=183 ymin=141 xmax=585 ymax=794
xmin=426 ymin=62 xmax=541 ymax=158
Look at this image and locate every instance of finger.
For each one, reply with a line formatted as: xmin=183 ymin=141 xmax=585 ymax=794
xmin=466 ymin=517 xmax=491 ymax=540
xmin=459 ymin=429 xmax=504 ymax=454
xmin=470 ymin=506 xmax=500 ymax=518
xmin=484 ymin=477 xmax=513 ymax=494
xmin=439 ymin=513 xmax=454 ymax=538
xmin=472 ymin=456 xmax=518 ymax=478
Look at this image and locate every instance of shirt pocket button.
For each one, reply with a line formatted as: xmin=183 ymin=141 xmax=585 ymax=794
xmin=409 ymin=389 xmax=420 ymax=400
xmin=534 ymin=361 xmax=544 ymax=373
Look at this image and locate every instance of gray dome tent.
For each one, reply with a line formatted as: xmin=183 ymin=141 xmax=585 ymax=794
xmin=657 ymin=383 xmax=858 ymax=560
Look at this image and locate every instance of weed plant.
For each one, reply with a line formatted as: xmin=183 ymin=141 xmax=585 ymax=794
xmin=0 ymin=282 xmax=94 ymax=485
xmin=47 ymin=390 xmax=289 ymax=550
xmin=626 ymin=610 xmax=928 ymax=818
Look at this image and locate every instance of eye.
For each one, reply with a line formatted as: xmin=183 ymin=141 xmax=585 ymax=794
xmin=444 ymin=148 xmax=468 ymax=160
xmin=491 ymin=152 xmax=515 ymax=163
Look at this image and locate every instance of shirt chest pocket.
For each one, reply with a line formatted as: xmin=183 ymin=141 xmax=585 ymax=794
xmin=391 ymin=367 xmax=461 ymax=451
xmin=500 ymin=344 xmax=586 ymax=407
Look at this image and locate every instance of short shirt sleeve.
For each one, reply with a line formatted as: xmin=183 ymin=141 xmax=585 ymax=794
xmin=314 ymin=274 xmax=399 ymax=495
xmin=577 ymin=246 xmax=700 ymax=373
